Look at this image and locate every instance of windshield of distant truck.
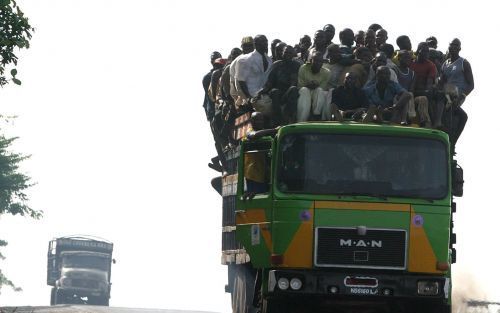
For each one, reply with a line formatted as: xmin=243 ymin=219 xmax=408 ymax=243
xmin=277 ymin=133 xmax=448 ymax=199
xmin=62 ymin=254 xmax=109 ymax=271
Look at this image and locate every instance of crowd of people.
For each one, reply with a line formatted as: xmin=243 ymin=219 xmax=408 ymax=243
xmin=202 ymin=23 xmax=474 ymax=173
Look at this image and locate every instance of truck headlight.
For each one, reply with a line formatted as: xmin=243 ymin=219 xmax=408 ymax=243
xmin=417 ymin=281 xmax=439 ymax=295
xmin=277 ymin=278 xmax=289 ymax=290
xmin=290 ymin=278 xmax=302 ymax=290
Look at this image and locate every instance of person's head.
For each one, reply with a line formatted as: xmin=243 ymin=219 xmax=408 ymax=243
xmin=375 ymin=29 xmax=388 ymax=47
xmin=426 ymin=36 xmax=438 ymax=49
xmin=228 ymin=48 xmax=242 ymax=62
xmin=241 ymin=36 xmax=255 ymax=54
xmin=354 ymin=30 xmax=365 ymax=46
xmin=344 ymin=72 xmax=358 ymax=89
xmin=282 ymin=45 xmax=296 ymax=61
xmin=396 ymin=35 xmax=412 ymax=51
xmin=323 ymin=24 xmax=335 ymax=43
xmin=374 ymin=51 xmax=388 ymax=68
xmin=210 ymin=51 xmax=222 ymax=66
xmin=313 ymin=30 xmax=327 ymax=49
xmin=250 ymin=112 xmax=265 ymax=131
xmin=213 ymin=58 xmax=227 ymax=70
xmin=375 ymin=66 xmax=391 ymax=85
xmin=311 ymin=51 xmax=324 ymax=73
xmin=416 ymin=42 xmax=430 ymax=62
xmin=339 ymin=28 xmax=355 ymax=47
xmin=254 ymin=35 xmax=269 ymax=55
xmin=364 ymin=29 xmax=376 ymax=46
xmin=379 ymin=43 xmax=394 ymax=59
xmin=327 ymin=44 xmax=341 ymax=63
xmin=299 ymin=35 xmax=312 ymax=50
xmin=448 ymin=38 xmax=461 ymax=58
xmin=354 ymin=46 xmax=373 ymax=63
xmin=398 ymin=50 xmax=411 ymax=68
xmin=368 ymin=23 xmax=382 ymax=32
xmin=275 ymin=42 xmax=287 ymax=61
xmin=270 ymin=39 xmax=282 ymax=58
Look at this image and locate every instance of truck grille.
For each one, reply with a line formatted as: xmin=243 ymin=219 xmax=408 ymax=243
xmin=315 ymin=227 xmax=406 ymax=269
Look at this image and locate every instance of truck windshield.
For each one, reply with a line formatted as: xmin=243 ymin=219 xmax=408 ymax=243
xmin=277 ymin=133 xmax=448 ymax=199
xmin=62 ymin=254 xmax=109 ymax=271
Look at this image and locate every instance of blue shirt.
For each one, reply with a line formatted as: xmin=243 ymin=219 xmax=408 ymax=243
xmin=363 ymin=80 xmax=405 ymax=108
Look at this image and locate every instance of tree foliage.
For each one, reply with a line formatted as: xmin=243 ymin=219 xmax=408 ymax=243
xmin=0 ymin=131 xmax=40 ymax=293
xmin=0 ymin=134 xmax=39 ymax=218
xmin=0 ymin=0 xmax=36 ymax=294
xmin=0 ymin=0 xmax=34 ymax=86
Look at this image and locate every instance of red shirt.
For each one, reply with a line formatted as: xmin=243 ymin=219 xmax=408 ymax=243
xmin=410 ymin=60 xmax=437 ymax=92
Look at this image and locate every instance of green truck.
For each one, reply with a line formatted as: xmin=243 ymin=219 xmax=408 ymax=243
xmin=219 ymin=118 xmax=462 ymax=313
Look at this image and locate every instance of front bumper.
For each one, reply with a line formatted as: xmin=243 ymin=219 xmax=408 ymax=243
xmin=267 ymin=269 xmax=450 ymax=301
xmin=57 ymin=287 xmax=107 ymax=298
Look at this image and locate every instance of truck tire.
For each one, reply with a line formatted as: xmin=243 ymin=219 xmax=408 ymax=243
xmin=50 ymin=288 xmax=56 ymax=305
xmin=231 ymin=264 xmax=256 ymax=313
xmin=54 ymin=289 xmax=64 ymax=305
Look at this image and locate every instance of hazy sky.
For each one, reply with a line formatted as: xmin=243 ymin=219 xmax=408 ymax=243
xmin=0 ymin=0 xmax=498 ymax=311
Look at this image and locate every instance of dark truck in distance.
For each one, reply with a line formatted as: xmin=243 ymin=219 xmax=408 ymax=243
xmin=47 ymin=235 xmax=115 ymax=306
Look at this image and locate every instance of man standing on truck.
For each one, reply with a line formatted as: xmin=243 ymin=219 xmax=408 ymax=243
xmin=440 ymin=38 xmax=474 ymax=145
xmin=230 ymin=36 xmax=255 ymax=109
xmin=203 ymin=51 xmax=222 ymax=121
xmin=235 ymin=35 xmax=273 ymax=118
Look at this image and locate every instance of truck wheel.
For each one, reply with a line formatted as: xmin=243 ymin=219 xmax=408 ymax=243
xmin=231 ymin=264 xmax=256 ymax=313
xmin=54 ymin=289 xmax=64 ymax=305
xmin=50 ymin=288 xmax=56 ymax=305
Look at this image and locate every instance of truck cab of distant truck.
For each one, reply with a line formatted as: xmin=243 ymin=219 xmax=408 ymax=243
xmin=47 ymin=236 xmax=114 ymax=306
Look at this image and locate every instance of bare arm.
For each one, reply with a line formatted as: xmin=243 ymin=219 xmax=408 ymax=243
xmin=463 ymin=59 xmax=474 ymax=95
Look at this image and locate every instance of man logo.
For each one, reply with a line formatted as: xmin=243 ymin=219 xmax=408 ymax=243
xmin=340 ymin=239 xmax=383 ymax=248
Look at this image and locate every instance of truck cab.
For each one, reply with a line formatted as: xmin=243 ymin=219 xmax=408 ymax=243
xmin=47 ymin=236 xmax=114 ymax=306
xmin=221 ymin=122 xmax=461 ymax=313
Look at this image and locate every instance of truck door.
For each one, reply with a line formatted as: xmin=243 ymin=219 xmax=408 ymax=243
xmin=46 ymin=240 xmax=59 ymax=285
xmin=235 ymin=139 xmax=273 ymax=268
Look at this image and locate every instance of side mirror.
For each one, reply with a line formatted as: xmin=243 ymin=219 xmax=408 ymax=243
xmin=112 ymin=259 xmax=117 ymax=264
xmin=452 ymin=161 xmax=464 ymax=197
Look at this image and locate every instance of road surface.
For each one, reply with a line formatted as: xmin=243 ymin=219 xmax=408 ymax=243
xmin=0 ymin=306 xmax=215 ymax=313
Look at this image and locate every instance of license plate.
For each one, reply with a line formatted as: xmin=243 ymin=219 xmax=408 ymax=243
xmin=348 ymin=287 xmax=378 ymax=295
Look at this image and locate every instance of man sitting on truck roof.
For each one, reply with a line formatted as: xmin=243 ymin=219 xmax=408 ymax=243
xmin=393 ymin=35 xmax=415 ymax=66
xmin=324 ymin=44 xmax=345 ymax=89
xmin=330 ymin=72 xmax=368 ymax=121
xmin=257 ymin=45 xmax=301 ymax=125
xmin=364 ymin=52 xmax=399 ymax=86
xmin=297 ymin=51 xmax=331 ymax=122
xmin=230 ymin=36 xmax=255 ymax=109
xmin=396 ymin=50 xmax=432 ymax=128
xmin=308 ymin=30 xmax=329 ymax=62
xmin=295 ymin=35 xmax=312 ymax=64
xmin=363 ymin=66 xmax=410 ymax=124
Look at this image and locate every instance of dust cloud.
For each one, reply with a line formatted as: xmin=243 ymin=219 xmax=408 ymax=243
xmin=452 ymin=269 xmax=489 ymax=313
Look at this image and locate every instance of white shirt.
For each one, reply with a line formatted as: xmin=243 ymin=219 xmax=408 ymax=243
xmin=229 ymin=54 xmax=246 ymax=98
xmin=234 ymin=50 xmax=273 ymax=97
